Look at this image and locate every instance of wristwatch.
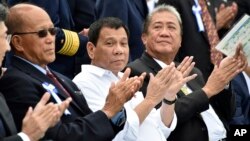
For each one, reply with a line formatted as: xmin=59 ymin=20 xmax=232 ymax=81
xmin=163 ymin=98 xmax=176 ymax=105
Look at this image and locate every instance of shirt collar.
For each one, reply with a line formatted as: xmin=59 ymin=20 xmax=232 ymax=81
xmin=15 ymin=56 xmax=47 ymax=75
xmin=81 ymin=64 xmax=123 ymax=79
xmin=153 ymin=58 xmax=168 ymax=68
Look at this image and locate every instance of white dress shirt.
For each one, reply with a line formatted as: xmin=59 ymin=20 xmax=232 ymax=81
xmin=147 ymin=0 xmax=158 ymax=13
xmin=18 ymin=132 xmax=30 ymax=141
xmin=73 ymin=65 xmax=177 ymax=141
xmin=243 ymin=72 xmax=250 ymax=96
xmin=154 ymin=58 xmax=227 ymax=141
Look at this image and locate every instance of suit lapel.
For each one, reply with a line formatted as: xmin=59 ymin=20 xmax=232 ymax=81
xmin=11 ymin=57 xmax=86 ymax=114
xmin=239 ymin=73 xmax=249 ymax=94
xmin=140 ymin=52 xmax=162 ymax=75
xmin=52 ymin=71 xmax=91 ymax=114
xmin=0 ymin=94 xmax=17 ymax=135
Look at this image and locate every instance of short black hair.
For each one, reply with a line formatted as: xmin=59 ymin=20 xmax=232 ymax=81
xmin=88 ymin=17 xmax=130 ymax=46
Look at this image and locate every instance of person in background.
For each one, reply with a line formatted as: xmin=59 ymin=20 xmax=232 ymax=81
xmin=0 ymin=3 xmax=71 ymax=141
xmin=95 ymin=0 xmax=148 ymax=61
xmin=127 ymin=4 xmax=247 ymax=141
xmin=230 ymin=66 xmax=250 ymax=125
xmin=235 ymin=0 xmax=250 ymax=21
xmin=0 ymin=3 xmax=137 ymax=141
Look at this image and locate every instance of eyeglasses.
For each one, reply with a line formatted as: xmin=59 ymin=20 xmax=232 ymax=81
xmin=13 ymin=27 xmax=58 ymax=38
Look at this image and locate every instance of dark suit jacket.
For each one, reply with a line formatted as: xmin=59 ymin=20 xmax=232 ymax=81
xmin=127 ymin=52 xmax=235 ymax=141
xmin=7 ymin=0 xmax=91 ymax=79
xmin=230 ymin=73 xmax=250 ymax=125
xmin=67 ymin=0 xmax=96 ymax=32
xmin=158 ymin=0 xmax=219 ymax=81
xmin=95 ymin=0 xmax=148 ymax=61
xmin=0 ymin=93 xmax=22 ymax=141
xmin=0 ymin=56 xmax=118 ymax=141
xmin=235 ymin=0 xmax=250 ymax=21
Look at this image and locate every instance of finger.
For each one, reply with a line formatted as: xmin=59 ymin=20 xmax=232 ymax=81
xmin=38 ymin=104 xmax=59 ymax=125
xmin=231 ymin=2 xmax=238 ymax=11
xmin=161 ymin=63 xmax=176 ymax=84
xmin=183 ymin=62 xmax=195 ymax=76
xmin=139 ymin=72 xmax=146 ymax=80
xmin=237 ymin=56 xmax=248 ymax=71
xmin=219 ymin=3 xmax=225 ymax=10
xmin=120 ymin=68 xmax=131 ymax=82
xmin=165 ymin=67 xmax=178 ymax=85
xmin=220 ymin=56 xmax=237 ymax=69
xmin=138 ymin=72 xmax=146 ymax=88
xmin=38 ymin=92 xmax=51 ymax=106
xmin=157 ymin=62 xmax=175 ymax=78
xmin=128 ymin=85 xmax=137 ymax=99
xmin=177 ymin=56 xmax=194 ymax=75
xmin=59 ymin=98 xmax=72 ymax=114
xmin=222 ymin=58 xmax=238 ymax=73
xmin=129 ymin=76 xmax=142 ymax=91
xmin=183 ymin=74 xmax=197 ymax=84
xmin=233 ymin=43 xmax=242 ymax=58
xmin=33 ymin=92 xmax=51 ymax=113
xmin=148 ymin=73 xmax=155 ymax=84
xmin=223 ymin=60 xmax=240 ymax=78
xmin=23 ymin=107 xmax=33 ymax=121
xmin=177 ymin=56 xmax=189 ymax=71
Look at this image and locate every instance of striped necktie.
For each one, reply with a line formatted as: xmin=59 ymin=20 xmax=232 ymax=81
xmin=46 ymin=69 xmax=71 ymax=97
xmin=198 ymin=0 xmax=223 ymax=65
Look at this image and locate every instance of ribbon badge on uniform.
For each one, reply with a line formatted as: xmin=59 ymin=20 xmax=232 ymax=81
xmin=192 ymin=0 xmax=205 ymax=32
xmin=42 ymin=82 xmax=71 ymax=115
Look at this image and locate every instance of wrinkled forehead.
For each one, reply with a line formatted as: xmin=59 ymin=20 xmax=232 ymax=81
xmin=151 ymin=11 xmax=180 ymax=26
xmin=99 ymin=27 xmax=128 ymax=39
xmin=13 ymin=5 xmax=53 ymax=30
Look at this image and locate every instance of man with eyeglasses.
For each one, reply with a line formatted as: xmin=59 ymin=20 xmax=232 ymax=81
xmin=0 ymin=3 xmax=140 ymax=141
xmin=12 ymin=27 xmax=58 ymax=38
xmin=7 ymin=0 xmax=95 ymax=79
xmin=0 ymin=3 xmax=72 ymax=141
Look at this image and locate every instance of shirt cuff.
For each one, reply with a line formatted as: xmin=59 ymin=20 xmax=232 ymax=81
xmin=113 ymin=104 xmax=140 ymax=141
xmin=157 ymin=110 xmax=177 ymax=138
xmin=18 ymin=132 xmax=31 ymax=141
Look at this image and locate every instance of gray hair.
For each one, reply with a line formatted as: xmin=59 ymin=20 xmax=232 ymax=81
xmin=143 ymin=4 xmax=182 ymax=35
xmin=0 ymin=3 xmax=8 ymax=22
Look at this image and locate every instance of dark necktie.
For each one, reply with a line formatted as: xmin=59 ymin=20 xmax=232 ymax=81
xmin=199 ymin=0 xmax=223 ymax=65
xmin=0 ymin=116 xmax=6 ymax=138
xmin=46 ymin=69 xmax=71 ymax=97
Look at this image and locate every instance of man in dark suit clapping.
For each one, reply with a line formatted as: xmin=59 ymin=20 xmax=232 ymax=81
xmin=0 ymin=3 xmax=137 ymax=141
xmin=127 ymin=5 xmax=247 ymax=141
xmin=0 ymin=3 xmax=71 ymax=141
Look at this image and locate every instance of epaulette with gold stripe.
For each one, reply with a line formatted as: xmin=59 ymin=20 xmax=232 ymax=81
xmin=58 ymin=29 xmax=80 ymax=56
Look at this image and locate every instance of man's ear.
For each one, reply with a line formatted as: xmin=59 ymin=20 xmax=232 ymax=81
xmin=141 ymin=33 xmax=147 ymax=45
xmin=11 ymin=35 xmax=24 ymax=52
xmin=87 ymin=42 xmax=95 ymax=59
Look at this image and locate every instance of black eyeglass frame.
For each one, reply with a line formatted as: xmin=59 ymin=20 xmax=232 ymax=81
xmin=12 ymin=27 xmax=59 ymax=38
